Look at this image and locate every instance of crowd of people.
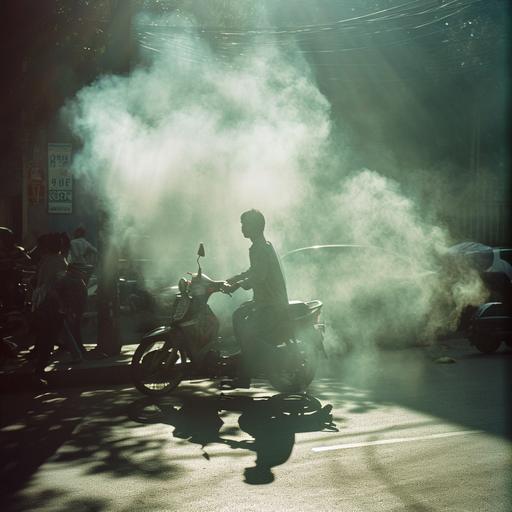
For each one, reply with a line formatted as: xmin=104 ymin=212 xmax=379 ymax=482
xmin=0 ymin=225 xmax=99 ymax=385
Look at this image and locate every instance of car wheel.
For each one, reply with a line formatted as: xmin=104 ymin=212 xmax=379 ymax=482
xmin=471 ymin=334 xmax=501 ymax=354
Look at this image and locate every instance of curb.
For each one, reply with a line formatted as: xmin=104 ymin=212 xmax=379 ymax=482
xmin=0 ymin=363 xmax=133 ymax=392
xmin=0 ymin=345 xmax=138 ymax=392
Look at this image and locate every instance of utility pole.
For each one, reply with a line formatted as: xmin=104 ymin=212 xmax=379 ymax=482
xmin=96 ymin=206 xmax=121 ymax=356
xmin=95 ymin=0 xmax=134 ymax=356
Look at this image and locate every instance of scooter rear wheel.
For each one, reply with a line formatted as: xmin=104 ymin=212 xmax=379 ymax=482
xmin=267 ymin=342 xmax=318 ymax=393
xmin=131 ymin=339 xmax=184 ymax=396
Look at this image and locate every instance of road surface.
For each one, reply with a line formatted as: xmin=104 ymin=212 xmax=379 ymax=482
xmin=1 ymin=338 xmax=510 ymax=511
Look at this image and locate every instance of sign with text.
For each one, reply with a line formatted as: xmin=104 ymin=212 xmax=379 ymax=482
xmin=48 ymin=143 xmax=73 ymax=214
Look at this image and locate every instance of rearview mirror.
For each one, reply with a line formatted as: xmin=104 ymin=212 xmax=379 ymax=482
xmin=197 ymin=243 xmax=205 ymax=258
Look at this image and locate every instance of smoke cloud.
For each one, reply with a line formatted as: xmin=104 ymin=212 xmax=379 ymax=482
xmin=65 ymin=10 xmax=486 ymax=349
xmin=67 ymin=14 xmax=329 ymax=274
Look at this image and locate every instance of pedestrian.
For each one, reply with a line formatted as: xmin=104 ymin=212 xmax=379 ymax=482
xmin=56 ymin=263 xmax=88 ymax=353
xmin=31 ymin=233 xmax=67 ymax=311
xmin=60 ymin=232 xmax=71 ymax=260
xmin=68 ymin=226 xmax=97 ymax=276
xmin=30 ymin=233 xmax=68 ymax=384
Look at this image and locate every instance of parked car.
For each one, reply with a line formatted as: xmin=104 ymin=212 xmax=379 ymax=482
xmin=447 ymin=242 xmax=512 ymax=302
xmin=447 ymin=242 xmax=512 ymax=353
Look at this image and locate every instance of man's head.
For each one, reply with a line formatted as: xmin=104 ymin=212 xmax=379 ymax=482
xmin=73 ymin=226 xmax=86 ymax=239
xmin=240 ymin=209 xmax=265 ymax=240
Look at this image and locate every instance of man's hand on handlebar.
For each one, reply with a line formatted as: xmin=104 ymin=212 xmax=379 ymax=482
xmin=220 ymin=281 xmax=240 ymax=295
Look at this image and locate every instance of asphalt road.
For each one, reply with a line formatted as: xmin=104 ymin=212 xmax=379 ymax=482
xmin=1 ymin=338 xmax=510 ymax=512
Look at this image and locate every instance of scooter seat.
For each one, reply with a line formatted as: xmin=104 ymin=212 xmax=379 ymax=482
xmin=288 ymin=300 xmax=309 ymax=319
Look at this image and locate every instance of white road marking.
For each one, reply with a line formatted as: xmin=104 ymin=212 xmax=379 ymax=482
xmin=312 ymin=430 xmax=483 ymax=452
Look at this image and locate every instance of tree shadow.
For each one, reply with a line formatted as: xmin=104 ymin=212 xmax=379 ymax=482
xmin=363 ymin=443 xmax=438 ymax=512
xmin=0 ymin=386 xmax=184 ymax=511
xmin=128 ymin=391 xmax=338 ymax=485
xmin=0 ymin=389 xmax=83 ymax=497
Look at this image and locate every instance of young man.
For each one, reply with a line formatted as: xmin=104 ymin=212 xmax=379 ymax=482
xmin=225 ymin=209 xmax=289 ymax=388
xmin=68 ymin=227 xmax=97 ymax=270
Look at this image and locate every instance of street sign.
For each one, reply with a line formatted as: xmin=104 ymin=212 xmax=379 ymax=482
xmin=47 ymin=143 xmax=73 ymax=214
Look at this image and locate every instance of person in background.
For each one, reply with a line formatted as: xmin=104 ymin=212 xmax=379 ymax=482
xmin=27 ymin=232 xmax=66 ymax=267
xmin=31 ymin=233 xmax=68 ymax=384
xmin=68 ymin=226 xmax=97 ymax=270
xmin=60 ymin=232 xmax=71 ymax=261
xmin=31 ymin=233 xmax=67 ymax=311
xmin=56 ymin=263 xmax=88 ymax=352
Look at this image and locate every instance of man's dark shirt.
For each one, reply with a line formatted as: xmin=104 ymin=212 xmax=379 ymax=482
xmin=239 ymin=238 xmax=288 ymax=307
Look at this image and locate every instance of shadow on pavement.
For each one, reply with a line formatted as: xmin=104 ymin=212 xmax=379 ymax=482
xmin=0 ymin=338 xmax=510 ymax=509
xmin=0 ymin=383 xmax=337 ymax=512
xmin=313 ymin=342 xmax=512 ymax=440
xmin=0 ymin=386 xmax=183 ymax=511
xmin=0 ymin=389 xmax=82 ymax=499
xmin=128 ymin=391 xmax=337 ymax=485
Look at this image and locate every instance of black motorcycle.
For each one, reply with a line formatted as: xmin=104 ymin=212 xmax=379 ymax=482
xmin=466 ymin=271 xmax=512 ymax=354
xmin=468 ymin=301 xmax=512 ymax=354
xmin=131 ymin=244 xmax=325 ymax=395
xmin=0 ymin=262 xmax=35 ymax=361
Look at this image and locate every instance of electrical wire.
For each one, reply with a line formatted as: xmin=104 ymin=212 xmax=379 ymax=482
xmin=134 ymin=0 xmax=505 ymax=80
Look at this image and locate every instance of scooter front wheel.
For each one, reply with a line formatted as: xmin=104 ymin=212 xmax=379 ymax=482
xmin=131 ymin=338 xmax=184 ymax=396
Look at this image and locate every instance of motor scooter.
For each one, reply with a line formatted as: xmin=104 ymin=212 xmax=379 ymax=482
xmin=467 ymin=272 xmax=512 ymax=354
xmin=0 ymin=263 xmax=35 ymax=358
xmin=131 ymin=244 xmax=325 ymax=395
xmin=468 ymin=301 xmax=512 ymax=354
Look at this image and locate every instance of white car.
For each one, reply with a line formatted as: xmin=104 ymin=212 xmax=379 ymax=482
xmin=448 ymin=242 xmax=512 ymax=280
xmin=281 ymin=244 xmax=433 ymax=348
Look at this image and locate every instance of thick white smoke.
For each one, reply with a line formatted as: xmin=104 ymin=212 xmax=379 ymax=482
xmin=66 ymin=11 xmax=486 ymax=348
xmin=67 ymin=16 xmax=330 ymax=280
xmin=284 ymin=170 xmax=487 ymax=351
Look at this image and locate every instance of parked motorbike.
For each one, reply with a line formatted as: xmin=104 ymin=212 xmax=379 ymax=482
xmin=467 ymin=272 xmax=512 ymax=354
xmin=131 ymin=244 xmax=325 ymax=395
xmin=0 ymin=264 xmax=35 ymax=354
xmin=468 ymin=301 xmax=512 ymax=354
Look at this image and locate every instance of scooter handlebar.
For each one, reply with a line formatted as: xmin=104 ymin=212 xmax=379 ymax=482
xmin=219 ymin=281 xmax=234 ymax=296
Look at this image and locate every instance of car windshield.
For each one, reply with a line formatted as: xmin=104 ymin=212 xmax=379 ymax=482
xmin=282 ymin=244 xmax=420 ymax=288
xmin=447 ymin=242 xmax=493 ymax=272
xmin=283 ymin=245 xmax=410 ymax=270
xmin=281 ymin=244 xmax=430 ymax=311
